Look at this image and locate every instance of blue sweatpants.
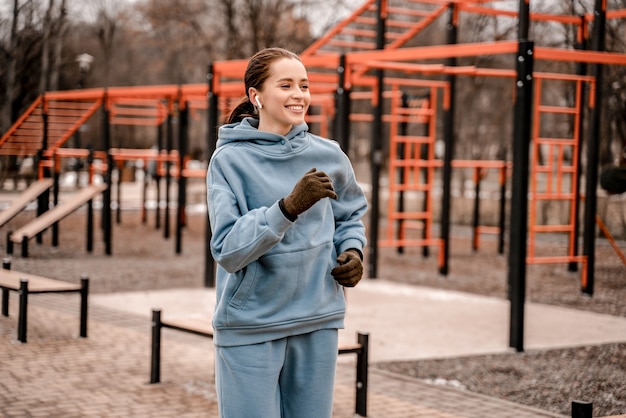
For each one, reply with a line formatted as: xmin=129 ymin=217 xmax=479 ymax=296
xmin=215 ymin=328 xmax=338 ymax=418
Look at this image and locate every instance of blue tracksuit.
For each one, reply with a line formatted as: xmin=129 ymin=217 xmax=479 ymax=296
xmin=207 ymin=118 xmax=367 ymax=417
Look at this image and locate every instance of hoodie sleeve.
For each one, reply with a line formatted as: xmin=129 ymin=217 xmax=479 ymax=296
xmin=207 ymin=155 xmax=293 ymax=274
xmin=331 ymin=154 xmax=368 ymax=256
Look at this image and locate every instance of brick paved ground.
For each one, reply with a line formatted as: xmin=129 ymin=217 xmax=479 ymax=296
xmin=0 ymin=186 xmax=623 ymax=417
xmin=1 ymin=293 xmax=569 ymax=418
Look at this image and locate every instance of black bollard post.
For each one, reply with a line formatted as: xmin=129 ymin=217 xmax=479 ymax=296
xmin=571 ymin=400 xmax=592 ymax=418
xmin=150 ymin=309 xmax=162 ymax=383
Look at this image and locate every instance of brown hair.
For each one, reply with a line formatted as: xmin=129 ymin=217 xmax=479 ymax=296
xmin=225 ymin=48 xmax=302 ymax=124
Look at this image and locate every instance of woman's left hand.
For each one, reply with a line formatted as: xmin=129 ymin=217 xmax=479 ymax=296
xmin=331 ymin=250 xmax=363 ymax=287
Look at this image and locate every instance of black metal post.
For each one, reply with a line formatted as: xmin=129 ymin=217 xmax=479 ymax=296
xmin=1 ymin=288 xmax=7 ymax=316
xmin=518 ymin=0 xmax=530 ymax=40
xmin=582 ymin=0 xmax=606 ymax=296
xmin=150 ymin=309 xmax=162 ymax=383
xmin=1 ymin=258 xmax=10 ymax=317
xmin=141 ymin=165 xmax=148 ymax=224
xmin=21 ymin=236 xmax=28 ymax=258
xmin=18 ymin=279 xmax=28 ymax=343
xmin=205 ymin=64 xmax=218 ymax=288
xmin=6 ymin=231 xmax=13 ymax=255
xmin=396 ymin=93 xmax=408 ymax=254
xmin=116 ymin=160 xmax=122 ymax=224
xmin=176 ymin=100 xmax=189 ymax=255
xmin=498 ymin=162 xmax=507 ymax=254
xmin=80 ymin=276 xmax=89 ymax=338
xmin=421 ymin=95 xmax=431 ymax=259
xmin=52 ymin=155 xmax=60 ymax=246
xmin=164 ymin=108 xmax=173 ymax=240
xmin=335 ymin=54 xmax=351 ymax=153
xmin=440 ymin=3 xmax=458 ymax=275
xmin=37 ymin=102 xmax=50 ymax=245
xmin=368 ymin=0 xmax=386 ymax=280
xmin=569 ymin=15 xmax=588 ymax=272
xmin=571 ymin=400 xmax=592 ymax=418
xmin=103 ymin=94 xmax=113 ymax=255
xmin=87 ymin=149 xmax=94 ymax=252
xmin=355 ymin=332 xmax=369 ymax=417
xmin=508 ymin=40 xmax=534 ymax=352
xmin=472 ymin=169 xmax=481 ymax=251
xmin=156 ymin=121 xmax=164 ymax=230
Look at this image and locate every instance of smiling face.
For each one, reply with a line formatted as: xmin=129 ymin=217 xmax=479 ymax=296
xmin=250 ymin=57 xmax=311 ymax=136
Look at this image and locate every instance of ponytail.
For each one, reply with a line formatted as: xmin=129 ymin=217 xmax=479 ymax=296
xmin=226 ymin=97 xmax=257 ymax=124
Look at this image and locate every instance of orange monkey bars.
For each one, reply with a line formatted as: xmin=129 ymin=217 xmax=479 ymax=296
xmin=303 ymin=0 xmax=448 ymax=56
xmin=0 ymin=84 xmax=213 ymax=158
xmin=0 ymin=95 xmax=102 ymax=156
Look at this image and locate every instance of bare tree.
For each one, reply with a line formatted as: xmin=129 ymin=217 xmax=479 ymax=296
xmin=1 ymin=0 xmax=20 ymax=134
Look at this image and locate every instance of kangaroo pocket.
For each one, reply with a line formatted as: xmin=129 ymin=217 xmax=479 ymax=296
xmin=223 ymin=242 xmax=343 ymax=329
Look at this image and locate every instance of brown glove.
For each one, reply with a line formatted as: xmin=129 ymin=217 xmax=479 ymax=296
xmin=282 ymin=168 xmax=337 ymax=218
xmin=331 ymin=249 xmax=363 ymax=287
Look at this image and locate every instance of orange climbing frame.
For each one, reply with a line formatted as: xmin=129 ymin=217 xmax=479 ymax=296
xmin=527 ymin=73 xmax=595 ymax=286
xmin=378 ymin=82 xmax=446 ymax=267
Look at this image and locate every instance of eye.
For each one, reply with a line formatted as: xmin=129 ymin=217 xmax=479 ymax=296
xmin=300 ymin=84 xmax=309 ymax=90
xmin=281 ymin=84 xmax=291 ymax=89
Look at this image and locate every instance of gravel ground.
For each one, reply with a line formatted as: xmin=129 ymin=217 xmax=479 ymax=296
xmin=373 ymin=231 xmax=626 ymax=417
xmin=2 ymin=202 xmax=625 ymax=417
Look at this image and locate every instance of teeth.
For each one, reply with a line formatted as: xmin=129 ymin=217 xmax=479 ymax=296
xmin=287 ymin=106 xmax=303 ymax=110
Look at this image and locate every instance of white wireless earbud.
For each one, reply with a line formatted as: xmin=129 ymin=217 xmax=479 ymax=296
xmin=255 ymin=96 xmax=263 ymax=109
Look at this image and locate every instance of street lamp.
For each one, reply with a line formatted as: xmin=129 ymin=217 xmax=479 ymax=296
xmin=75 ymin=53 xmax=94 ymax=89
xmin=71 ymin=53 xmax=94 ymax=181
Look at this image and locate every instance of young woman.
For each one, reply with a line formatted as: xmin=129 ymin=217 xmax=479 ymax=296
xmin=206 ymin=47 xmax=368 ymax=418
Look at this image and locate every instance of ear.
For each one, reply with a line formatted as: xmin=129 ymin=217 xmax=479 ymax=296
xmin=249 ymin=88 xmax=262 ymax=109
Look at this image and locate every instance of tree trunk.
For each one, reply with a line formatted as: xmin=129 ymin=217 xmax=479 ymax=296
xmin=39 ymin=0 xmax=55 ymax=94
xmin=1 ymin=0 xmax=19 ymax=134
xmin=49 ymin=0 xmax=67 ymax=92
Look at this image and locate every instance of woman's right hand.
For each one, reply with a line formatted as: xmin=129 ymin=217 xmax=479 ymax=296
xmin=282 ymin=168 xmax=337 ymax=218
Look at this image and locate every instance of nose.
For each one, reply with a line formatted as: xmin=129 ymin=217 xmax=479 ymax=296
xmin=292 ymin=87 xmax=304 ymax=98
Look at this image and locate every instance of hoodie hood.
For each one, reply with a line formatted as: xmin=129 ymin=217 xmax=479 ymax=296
xmin=217 ymin=117 xmax=309 ymax=150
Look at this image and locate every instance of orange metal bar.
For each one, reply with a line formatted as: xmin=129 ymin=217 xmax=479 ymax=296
xmin=43 ymin=88 xmax=105 ymax=101
xmin=109 ymin=148 xmax=179 ymax=162
xmin=43 ymin=148 xmax=90 ymax=159
xmin=535 ymin=47 xmax=626 ymax=66
xmin=110 ymin=106 xmax=165 ymax=118
xmin=342 ymin=28 xmax=377 ymax=38
xmin=329 ymin=40 xmax=377 ymax=50
xmin=109 ymin=118 xmax=164 ymax=127
xmin=450 ymin=160 xmax=510 ymax=169
xmin=106 ymin=85 xmax=182 ymax=100
xmin=596 ymin=215 xmax=626 ymax=266
xmin=607 ymin=9 xmax=626 ymax=18
xmin=347 ymin=41 xmax=519 ymax=66
xmin=527 ymin=255 xmax=587 ymax=264
xmin=458 ymin=4 xmax=583 ymax=25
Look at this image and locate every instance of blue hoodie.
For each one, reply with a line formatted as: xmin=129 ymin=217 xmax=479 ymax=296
xmin=207 ymin=118 xmax=368 ymax=347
